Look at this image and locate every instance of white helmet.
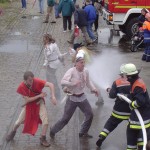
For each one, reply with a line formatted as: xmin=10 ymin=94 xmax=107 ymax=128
xmin=122 ymin=63 xmax=138 ymax=75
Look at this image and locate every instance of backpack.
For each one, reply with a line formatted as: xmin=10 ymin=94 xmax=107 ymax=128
xmin=47 ymin=0 xmax=55 ymax=6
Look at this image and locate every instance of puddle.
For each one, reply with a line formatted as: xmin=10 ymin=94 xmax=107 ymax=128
xmin=11 ymin=31 xmax=32 ymax=36
xmin=0 ymin=39 xmax=36 ymax=53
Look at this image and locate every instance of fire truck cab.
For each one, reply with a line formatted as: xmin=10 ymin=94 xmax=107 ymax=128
xmin=102 ymin=0 xmax=150 ymax=37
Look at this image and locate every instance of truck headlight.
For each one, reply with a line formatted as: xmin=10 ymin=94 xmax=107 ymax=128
xmin=108 ymin=15 xmax=113 ymax=21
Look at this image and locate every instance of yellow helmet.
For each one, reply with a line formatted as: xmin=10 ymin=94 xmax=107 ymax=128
xmin=122 ymin=63 xmax=138 ymax=75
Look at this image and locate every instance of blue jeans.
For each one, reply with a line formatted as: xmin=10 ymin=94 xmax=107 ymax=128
xmin=38 ymin=0 xmax=44 ymax=13
xmin=86 ymin=20 xmax=95 ymax=40
xmin=21 ymin=0 xmax=26 ymax=8
xmin=54 ymin=3 xmax=59 ymax=17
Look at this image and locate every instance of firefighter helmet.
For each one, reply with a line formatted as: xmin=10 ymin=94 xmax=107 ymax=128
xmin=122 ymin=63 xmax=138 ymax=75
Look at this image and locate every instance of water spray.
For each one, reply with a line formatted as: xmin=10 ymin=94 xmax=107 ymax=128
xmin=117 ymin=94 xmax=147 ymax=150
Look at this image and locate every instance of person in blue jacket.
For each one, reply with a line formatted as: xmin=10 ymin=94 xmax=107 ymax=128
xmin=84 ymin=0 xmax=97 ymax=42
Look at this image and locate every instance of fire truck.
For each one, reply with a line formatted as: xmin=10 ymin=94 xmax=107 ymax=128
xmin=102 ymin=0 xmax=150 ymax=37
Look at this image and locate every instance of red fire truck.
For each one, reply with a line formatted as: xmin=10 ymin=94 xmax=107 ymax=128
xmin=102 ymin=0 xmax=150 ymax=37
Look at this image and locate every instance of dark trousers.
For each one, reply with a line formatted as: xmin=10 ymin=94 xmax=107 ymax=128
xmin=100 ymin=116 xmax=123 ymax=138
xmin=63 ymin=16 xmax=72 ymax=31
xmin=127 ymin=124 xmax=150 ymax=150
xmin=94 ymin=15 xmax=99 ymax=31
xmin=142 ymin=44 xmax=150 ymax=62
xmin=51 ymin=99 xmax=93 ymax=134
xmin=21 ymin=0 xmax=26 ymax=8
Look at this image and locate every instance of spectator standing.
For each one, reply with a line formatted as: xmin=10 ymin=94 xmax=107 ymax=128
xmin=84 ymin=0 xmax=97 ymax=42
xmin=38 ymin=0 xmax=44 ymax=14
xmin=54 ymin=0 xmax=61 ymax=18
xmin=58 ymin=0 xmax=75 ymax=32
xmin=43 ymin=0 xmax=56 ymax=23
xmin=94 ymin=0 xmax=101 ymax=32
xmin=142 ymin=13 xmax=150 ymax=62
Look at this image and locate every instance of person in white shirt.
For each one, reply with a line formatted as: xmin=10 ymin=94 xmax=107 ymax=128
xmin=50 ymin=54 xmax=99 ymax=138
xmin=43 ymin=34 xmax=66 ymax=100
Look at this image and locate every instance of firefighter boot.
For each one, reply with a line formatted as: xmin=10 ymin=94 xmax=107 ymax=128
xmin=146 ymin=140 xmax=150 ymax=150
xmin=96 ymin=135 xmax=106 ymax=147
xmin=40 ymin=136 xmax=50 ymax=147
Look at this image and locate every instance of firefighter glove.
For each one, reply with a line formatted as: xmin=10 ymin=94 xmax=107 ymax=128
xmin=129 ymin=101 xmax=139 ymax=110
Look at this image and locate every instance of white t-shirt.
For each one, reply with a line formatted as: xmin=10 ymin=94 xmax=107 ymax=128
xmin=43 ymin=43 xmax=61 ymax=69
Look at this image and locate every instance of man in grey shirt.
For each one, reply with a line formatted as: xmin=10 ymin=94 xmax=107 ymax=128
xmin=50 ymin=54 xmax=98 ymax=138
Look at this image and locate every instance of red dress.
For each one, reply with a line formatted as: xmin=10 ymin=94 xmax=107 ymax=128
xmin=17 ymin=78 xmax=46 ymax=135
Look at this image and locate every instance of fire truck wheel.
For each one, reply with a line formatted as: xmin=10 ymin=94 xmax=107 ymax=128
xmin=119 ymin=25 xmax=126 ymax=34
xmin=126 ymin=17 xmax=139 ymax=38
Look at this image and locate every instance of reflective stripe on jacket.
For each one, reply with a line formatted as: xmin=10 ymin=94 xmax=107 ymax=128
xmin=109 ymin=77 xmax=131 ymax=120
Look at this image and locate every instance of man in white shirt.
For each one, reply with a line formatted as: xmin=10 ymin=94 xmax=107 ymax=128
xmin=50 ymin=55 xmax=98 ymax=138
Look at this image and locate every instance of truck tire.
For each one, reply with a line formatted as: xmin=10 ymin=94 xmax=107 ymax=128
xmin=125 ymin=17 xmax=139 ymax=38
xmin=119 ymin=25 xmax=126 ymax=33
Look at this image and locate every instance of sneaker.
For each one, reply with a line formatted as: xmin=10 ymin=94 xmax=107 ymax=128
xmin=21 ymin=15 xmax=26 ymax=19
xmin=96 ymin=135 xmax=106 ymax=147
xmin=79 ymin=133 xmax=93 ymax=138
xmin=63 ymin=30 xmax=67 ymax=33
xmin=40 ymin=136 xmax=50 ymax=147
xmin=6 ymin=130 xmax=16 ymax=142
xmin=92 ymin=37 xmax=98 ymax=43
xmin=50 ymin=130 xmax=55 ymax=139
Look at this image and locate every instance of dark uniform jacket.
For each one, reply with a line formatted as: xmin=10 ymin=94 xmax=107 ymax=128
xmin=109 ymin=77 xmax=131 ymax=120
xmin=129 ymin=77 xmax=150 ymax=129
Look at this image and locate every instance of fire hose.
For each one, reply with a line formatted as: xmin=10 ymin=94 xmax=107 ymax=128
xmin=117 ymin=93 xmax=147 ymax=150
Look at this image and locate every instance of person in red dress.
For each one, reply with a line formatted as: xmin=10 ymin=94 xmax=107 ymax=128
xmin=6 ymin=71 xmax=57 ymax=147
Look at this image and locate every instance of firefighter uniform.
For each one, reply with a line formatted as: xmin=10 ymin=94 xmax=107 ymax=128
xmin=142 ymin=20 xmax=150 ymax=62
xmin=127 ymin=78 xmax=150 ymax=150
xmin=99 ymin=77 xmax=131 ymax=141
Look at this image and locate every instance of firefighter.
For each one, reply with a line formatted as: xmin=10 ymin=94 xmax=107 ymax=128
xmin=96 ymin=64 xmax=131 ymax=147
xmin=122 ymin=63 xmax=150 ymax=150
xmin=142 ymin=12 xmax=150 ymax=62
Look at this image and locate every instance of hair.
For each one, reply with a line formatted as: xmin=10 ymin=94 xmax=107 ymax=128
xmin=43 ymin=33 xmax=55 ymax=45
xmin=141 ymin=8 xmax=148 ymax=14
xmin=24 ymin=71 xmax=34 ymax=80
xmin=85 ymin=0 xmax=91 ymax=3
xmin=72 ymin=46 xmax=95 ymax=63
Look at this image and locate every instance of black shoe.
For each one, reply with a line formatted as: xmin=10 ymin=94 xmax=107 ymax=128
xmin=50 ymin=21 xmax=56 ymax=23
xmin=21 ymin=15 xmax=26 ymax=19
xmin=50 ymin=130 xmax=55 ymax=139
xmin=43 ymin=20 xmax=48 ymax=23
xmin=79 ymin=133 xmax=93 ymax=138
xmin=96 ymin=135 xmax=105 ymax=147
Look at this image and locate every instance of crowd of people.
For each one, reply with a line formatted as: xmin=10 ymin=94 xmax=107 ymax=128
xmin=4 ymin=0 xmax=150 ymax=149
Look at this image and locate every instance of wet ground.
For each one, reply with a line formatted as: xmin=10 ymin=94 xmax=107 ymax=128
xmin=0 ymin=0 xmax=150 ymax=150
